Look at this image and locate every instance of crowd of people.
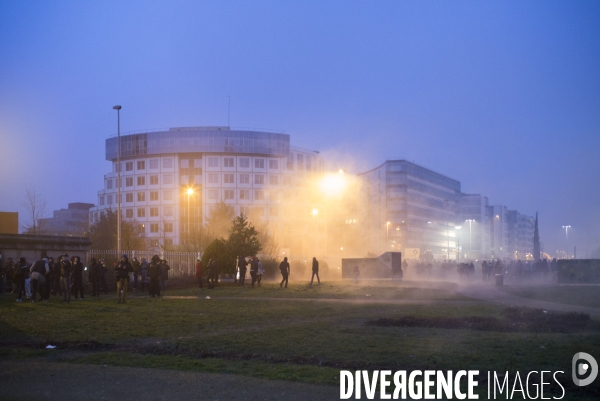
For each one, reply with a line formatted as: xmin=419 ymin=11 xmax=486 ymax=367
xmin=1 ymin=253 xmax=303 ymax=303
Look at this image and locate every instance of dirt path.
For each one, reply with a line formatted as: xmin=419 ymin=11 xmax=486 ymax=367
xmin=456 ymin=283 xmax=600 ymax=318
xmin=0 ymin=359 xmax=341 ymax=401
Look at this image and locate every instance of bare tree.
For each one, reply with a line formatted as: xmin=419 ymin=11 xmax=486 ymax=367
xmin=21 ymin=187 xmax=48 ymax=235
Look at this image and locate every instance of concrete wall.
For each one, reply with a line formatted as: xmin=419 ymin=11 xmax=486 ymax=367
xmin=342 ymin=252 xmax=402 ymax=279
xmin=0 ymin=233 xmax=91 ymax=263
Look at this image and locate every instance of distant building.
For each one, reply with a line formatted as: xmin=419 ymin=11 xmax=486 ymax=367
xmin=459 ymin=194 xmax=492 ymax=260
xmin=0 ymin=212 xmax=18 ymax=234
xmin=358 ymin=160 xmax=461 ymax=260
xmin=39 ymin=203 xmax=94 ymax=236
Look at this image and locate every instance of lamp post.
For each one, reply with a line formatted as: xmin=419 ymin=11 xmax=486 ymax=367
xmin=386 ymin=221 xmax=390 ymax=251
xmin=112 ymin=105 xmax=122 ymax=255
xmin=455 ymin=226 xmax=462 ymax=261
xmin=562 ymin=225 xmax=571 ymax=259
xmin=187 ymin=188 xmax=194 ymax=238
xmin=466 ymin=219 xmax=474 ymax=260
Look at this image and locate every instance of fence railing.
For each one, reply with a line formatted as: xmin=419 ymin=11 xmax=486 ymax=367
xmin=86 ymin=250 xmax=202 ymax=278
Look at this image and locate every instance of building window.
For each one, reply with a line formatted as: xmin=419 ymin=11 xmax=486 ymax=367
xmin=150 ymin=176 xmax=158 ymax=185
xmin=164 ymin=222 xmax=173 ymax=232
xmin=125 ymin=177 xmax=133 ymax=187
xmin=269 ymin=159 xmax=279 ymax=169
xmin=137 ymin=208 xmax=145 ymax=218
xmin=255 ymin=175 xmax=264 ymax=185
xmin=164 ymin=206 xmax=173 ymax=216
xmin=137 ymin=176 xmax=145 ymax=186
xmin=224 ymin=190 xmax=234 ymax=200
xmin=180 ymin=159 xmax=189 ymax=168
xmin=194 ymin=159 xmax=202 ymax=168
xmin=126 ymin=209 xmax=133 ymax=218
xmin=164 ymin=238 xmax=173 ymax=246
xmin=255 ymin=190 xmax=264 ymax=201
xmin=99 ymin=196 xmax=104 ymax=206
xmin=239 ymin=190 xmax=250 ymax=200
xmin=207 ymin=157 xmax=218 ymax=168
xmin=163 ymin=158 xmax=173 ymax=168
xmin=107 ymin=195 xmax=113 ymax=205
xmin=125 ymin=162 xmax=133 ymax=171
xmin=269 ymin=175 xmax=279 ymax=185
xmin=137 ymin=192 xmax=146 ymax=202
xmin=208 ymin=190 xmax=219 ymax=200
xmin=254 ymin=159 xmax=265 ymax=169
xmin=240 ymin=206 xmax=250 ymax=216
xmin=150 ymin=223 xmax=159 ymax=233
xmin=283 ymin=176 xmax=292 ymax=186
xmin=150 ymin=207 xmax=159 ymax=217
xmin=137 ymin=160 xmax=145 ymax=170
xmin=149 ymin=159 xmax=159 ymax=169
xmin=106 ymin=179 xmax=113 ymax=190
xmin=224 ymin=157 xmax=234 ymax=168
xmin=224 ymin=174 xmax=234 ymax=184
xmin=163 ymin=174 xmax=173 ymax=185
xmin=286 ymin=155 xmax=294 ymax=170
xmin=126 ymin=193 xmax=133 ymax=203
xmin=164 ymin=190 xmax=173 ymax=200
xmin=138 ymin=224 xmax=145 ymax=234
xmin=150 ymin=191 xmax=159 ymax=201
xmin=208 ymin=173 xmax=219 ymax=184
xmin=240 ymin=174 xmax=249 ymax=184
xmin=239 ymin=158 xmax=250 ymax=168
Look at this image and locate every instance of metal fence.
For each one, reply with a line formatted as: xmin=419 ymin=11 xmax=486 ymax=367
xmin=86 ymin=250 xmax=201 ymax=278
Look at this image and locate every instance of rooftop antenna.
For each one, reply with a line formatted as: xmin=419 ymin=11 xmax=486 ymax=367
xmin=228 ymin=95 xmax=230 ymax=127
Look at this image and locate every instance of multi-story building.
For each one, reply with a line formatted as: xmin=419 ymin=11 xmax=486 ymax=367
xmin=489 ymin=205 xmax=508 ymax=259
xmin=358 ymin=160 xmax=461 ymax=260
xmin=90 ymin=127 xmax=323 ymax=252
xmin=459 ymin=194 xmax=492 ymax=260
xmin=39 ymin=203 xmax=94 ymax=236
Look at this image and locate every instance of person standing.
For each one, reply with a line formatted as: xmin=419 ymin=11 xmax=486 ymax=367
xmin=160 ymin=259 xmax=170 ymax=291
xmin=249 ymin=256 xmax=259 ymax=288
xmin=353 ymin=265 xmax=360 ymax=284
xmin=279 ymin=257 xmax=290 ymax=288
xmin=114 ymin=254 xmax=133 ymax=304
xmin=15 ymin=257 xmax=28 ymax=302
xmin=52 ymin=256 xmax=62 ymax=296
xmin=72 ymin=256 xmax=85 ymax=300
xmin=207 ymin=259 xmax=217 ymax=289
xmin=148 ymin=255 xmax=161 ymax=297
xmin=237 ymin=256 xmax=247 ymax=286
xmin=88 ymin=258 xmax=99 ymax=297
xmin=310 ymin=257 xmax=320 ymax=286
xmin=131 ymin=257 xmax=141 ymax=290
xmin=257 ymin=258 xmax=264 ymax=287
xmin=29 ymin=258 xmax=49 ymax=303
xmin=59 ymin=254 xmax=72 ymax=303
xmin=43 ymin=257 xmax=54 ymax=301
xmin=22 ymin=257 xmax=31 ymax=299
xmin=140 ymin=258 xmax=149 ymax=292
xmin=195 ymin=258 xmax=203 ymax=288
xmin=98 ymin=259 xmax=109 ymax=294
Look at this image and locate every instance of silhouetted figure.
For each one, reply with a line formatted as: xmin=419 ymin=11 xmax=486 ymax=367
xmin=310 ymin=257 xmax=320 ymax=286
xmin=279 ymin=257 xmax=290 ymax=288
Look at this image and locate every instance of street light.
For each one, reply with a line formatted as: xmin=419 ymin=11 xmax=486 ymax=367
xmin=562 ymin=225 xmax=571 ymax=259
xmin=455 ymin=226 xmax=462 ymax=261
xmin=112 ymin=105 xmax=122 ymax=255
xmin=466 ymin=219 xmax=474 ymax=260
xmin=187 ymin=188 xmax=194 ymax=237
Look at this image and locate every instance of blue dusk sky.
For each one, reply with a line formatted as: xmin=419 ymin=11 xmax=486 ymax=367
xmin=0 ymin=1 xmax=599 ymax=255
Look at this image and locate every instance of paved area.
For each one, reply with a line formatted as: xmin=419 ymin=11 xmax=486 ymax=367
xmin=0 ymin=359 xmax=341 ymax=401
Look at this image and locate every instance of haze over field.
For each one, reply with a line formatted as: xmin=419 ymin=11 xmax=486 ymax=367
xmin=1 ymin=1 xmax=599 ymax=255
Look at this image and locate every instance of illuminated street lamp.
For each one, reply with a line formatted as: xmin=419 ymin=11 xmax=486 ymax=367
xmin=112 ymin=105 xmax=122 ymax=255
xmin=562 ymin=225 xmax=571 ymax=258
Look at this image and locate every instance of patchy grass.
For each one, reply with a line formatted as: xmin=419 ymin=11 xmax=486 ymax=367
xmin=0 ymin=281 xmax=598 ymax=399
xmin=498 ymin=284 xmax=600 ymax=308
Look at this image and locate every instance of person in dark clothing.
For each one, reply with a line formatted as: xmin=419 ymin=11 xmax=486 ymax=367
xmin=131 ymin=257 xmax=141 ymax=290
xmin=114 ymin=254 xmax=133 ymax=304
xmin=310 ymin=257 xmax=320 ymax=286
xmin=98 ymin=259 xmax=109 ymax=294
xmin=2 ymin=257 xmax=15 ymax=294
xmin=195 ymin=258 xmax=203 ymax=288
xmin=237 ymin=256 xmax=247 ymax=286
xmin=160 ymin=260 xmax=170 ymax=291
xmin=88 ymin=258 xmax=99 ymax=297
xmin=15 ymin=257 xmax=29 ymax=302
xmin=249 ymin=256 xmax=259 ymax=288
xmin=207 ymin=259 xmax=217 ymax=289
xmin=42 ymin=257 xmax=53 ymax=301
xmin=29 ymin=258 xmax=49 ymax=302
xmin=60 ymin=254 xmax=72 ymax=303
xmin=140 ymin=258 xmax=149 ymax=292
xmin=279 ymin=257 xmax=290 ymax=288
xmin=148 ymin=255 xmax=162 ymax=298
xmin=257 ymin=258 xmax=264 ymax=287
xmin=52 ymin=256 xmax=62 ymax=295
xmin=72 ymin=256 xmax=84 ymax=300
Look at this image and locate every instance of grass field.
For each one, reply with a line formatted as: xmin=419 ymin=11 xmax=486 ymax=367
xmin=1 ymin=280 xmax=598 ymax=399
